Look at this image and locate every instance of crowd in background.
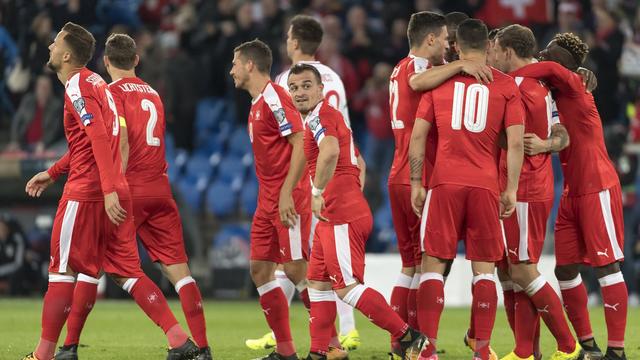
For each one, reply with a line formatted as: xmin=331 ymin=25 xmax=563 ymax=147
xmin=1 ymin=0 xmax=640 ymax=302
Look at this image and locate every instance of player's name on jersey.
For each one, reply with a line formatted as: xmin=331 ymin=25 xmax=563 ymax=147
xmin=115 ymin=82 xmax=158 ymax=95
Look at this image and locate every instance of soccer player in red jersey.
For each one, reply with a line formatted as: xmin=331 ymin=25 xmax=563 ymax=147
xmin=23 ymin=23 xmax=195 ymax=360
xmin=409 ymin=19 xmax=525 ymax=360
xmin=491 ymin=25 xmax=581 ymax=360
xmin=387 ymin=13 xmax=493 ymax=354
xmin=515 ymin=33 xmax=628 ymax=360
xmin=56 ymin=34 xmax=212 ymax=360
xmin=230 ymin=39 xmax=311 ymax=360
xmin=287 ymin=63 xmax=427 ymax=360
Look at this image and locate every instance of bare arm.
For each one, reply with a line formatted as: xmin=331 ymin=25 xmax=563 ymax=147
xmin=408 ymin=118 xmax=432 ymax=216
xmin=356 ymin=153 xmax=366 ymax=191
xmin=278 ymin=131 xmax=306 ymax=227
xmin=409 ymin=60 xmax=493 ymax=92
xmin=523 ymin=123 xmax=569 ymax=155
xmin=501 ymin=124 xmax=525 ymax=218
xmin=312 ymin=136 xmax=340 ymax=222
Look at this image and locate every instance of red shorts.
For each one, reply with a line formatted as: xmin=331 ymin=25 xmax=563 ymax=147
xmin=389 ymin=183 xmax=421 ymax=267
xmin=555 ymin=185 xmax=624 ymax=267
xmin=49 ymin=199 xmax=107 ymax=278
xmin=503 ymin=200 xmax=553 ymax=264
xmin=308 ymin=215 xmax=373 ymax=289
xmin=420 ymin=184 xmax=504 ymax=262
xmin=251 ymin=208 xmax=311 ymax=263
xmin=102 ymin=199 xmax=144 ymax=278
xmin=133 ymin=197 xmax=188 ymax=265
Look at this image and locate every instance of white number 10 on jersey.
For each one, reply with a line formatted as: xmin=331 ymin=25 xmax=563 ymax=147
xmin=451 ymin=82 xmax=489 ymax=133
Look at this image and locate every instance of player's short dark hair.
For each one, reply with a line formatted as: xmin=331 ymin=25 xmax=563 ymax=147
xmin=496 ymin=24 xmax=536 ymax=59
xmin=552 ymin=32 xmax=589 ymax=66
xmin=61 ymin=22 xmax=95 ymax=66
xmin=288 ymin=63 xmax=322 ymax=84
xmin=407 ymin=11 xmax=446 ymax=48
xmin=445 ymin=12 xmax=469 ymax=32
xmin=290 ymin=15 xmax=323 ymax=55
xmin=488 ymin=27 xmax=503 ymax=41
xmin=105 ymin=33 xmax=137 ymax=70
xmin=234 ymin=39 xmax=273 ymax=74
xmin=456 ymin=19 xmax=488 ymax=52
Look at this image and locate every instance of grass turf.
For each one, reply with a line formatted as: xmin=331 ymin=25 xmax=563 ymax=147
xmin=0 ymin=299 xmax=638 ymax=359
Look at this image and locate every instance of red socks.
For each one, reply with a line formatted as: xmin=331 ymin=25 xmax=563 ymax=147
xmin=124 ymin=276 xmax=187 ymax=348
xmin=599 ymin=272 xmax=628 ymax=348
xmin=35 ymin=275 xmax=76 ymax=360
xmin=309 ymin=289 xmax=337 ymax=355
xmin=472 ymin=275 xmax=498 ymax=360
xmin=407 ymin=274 xmax=420 ymax=329
xmin=501 ymin=281 xmax=516 ymax=334
xmin=64 ymin=274 xmax=99 ymax=346
xmin=558 ymin=274 xmax=594 ymax=341
xmin=344 ymin=285 xmax=408 ymax=340
xmin=390 ymin=273 xmax=412 ymax=323
xmin=257 ymin=280 xmax=295 ymax=356
xmin=175 ymin=276 xmax=208 ymax=348
xmin=513 ymin=290 xmax=537 ymax=357
xmin=417 ymin=272 xmax=444 ymax=356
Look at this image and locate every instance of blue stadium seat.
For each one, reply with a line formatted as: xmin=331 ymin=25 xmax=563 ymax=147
xmin=195 ymin=97 xmax=226 ymax=132
xmin=185 ymin=154 xmax=213 ymax=181
xmin=176 ymin=177 xmax=204 ymax=210
xmin=227 ymin=127 xmax=252 ymax=157
xmin=212 ymin=223 xmax=251 ymax=248
xmin=374 ymin=200 xmax=394 ymax=231
xmin=240 ymin=178 xmax=258 ymax=216
xmin=216 ymin=155 xmax=246 ymax=191
xmin=206 ymin=181 xmax=238 ymax=217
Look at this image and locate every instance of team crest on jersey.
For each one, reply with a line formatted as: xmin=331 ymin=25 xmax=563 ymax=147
xmin=73 ymin=98 xmax=85 ymax=114
xmin=273 ymin=108 xmax=286 ymax=124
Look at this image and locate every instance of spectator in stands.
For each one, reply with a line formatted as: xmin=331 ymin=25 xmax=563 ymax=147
xmin=0 ymin=215 xmax=25 ymax=295
xmin=6 ymin=74 xmax=62 ymax=154
xmin=0 ymin=13 xmax=18 ymax=123
xmin=344 ymin=5 xmax=382 ymax=83
xmin=381 ymin=17 xmax=410 ymax=65
xmin=353 ymin=62 xmax=394 ymax=173
xmin=542 ymin=1 xmax=587 ymax=51
xmin=22 ymin=12 xmax=53 ymax=77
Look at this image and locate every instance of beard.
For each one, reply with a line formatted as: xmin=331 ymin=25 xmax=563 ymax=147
xmin=46 ymin=59 xmax=60 ymax=72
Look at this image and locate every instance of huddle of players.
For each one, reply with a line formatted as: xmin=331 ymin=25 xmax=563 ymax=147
xmin=23 ymin=24 xmax=210 ymax=360
xmin=230 ymin=9 xmax=629 ymax=360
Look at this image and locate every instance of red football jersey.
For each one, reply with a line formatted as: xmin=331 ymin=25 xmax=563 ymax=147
xmin=388 ymin=55 xmax=437 ymax=185
xmin=109 ymin=77 xmax=171 ymax=198
xmin=500 ymin=76 xmax=559 ymax=202
xmin=249 ymin=81 xmax=310 ymax=213
xmin=48 ymin=68 xmax=128 ymax=201
xmin=416 ymin=69 xmax=525 ymax=194
xmin=513 ymin=61 xmax=619 ymax=196
xmin=303 ymin=101 xmax=370 ymax=224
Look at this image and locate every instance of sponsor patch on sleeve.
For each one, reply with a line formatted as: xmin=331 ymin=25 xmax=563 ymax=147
xmin=273 ymin=108 xmax=287 ymax=124
xmin=73 ymin=98 xmax=85 ymax=114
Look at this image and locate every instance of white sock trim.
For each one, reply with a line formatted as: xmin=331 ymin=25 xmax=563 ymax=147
xmin=295 ymin=280 xmax=307 ymax=293
xmin=49 ymin=274 xmax=75 ymax=283
xmin=410 ymin=273 xmax=420 ymax=289
xmin=598 ymin=272 xmax=624 ymax=287
xmin=77 ymin=273 xmax=99 ymax=284
xmin=420 ymin=272 xmax=444 ymax=284
xmin=342 ymin=284 xmax=367 ymax=307
xmin=308 ymin=288 xmax=335 ymax=302
xmin=472 ymin=273 xmax=495 ymax=285
xmin=257 ymin=280 xmax=280 ymax=296
xmin=501 ymin=280 xmax=514 ymax=291
xmin=395 ymin=273 xmax=413 ymax=288
xmin=525 ymin=275 xmax=546 ymax=297
xmin=513 ymin=284 xmax=524 ymax=292
xmin=558 ymin=274 xmax=582 ymax=290
xmin=174 ymin=276 xmax=196 ymax=293
xmin=274 ymin=269 xmax=287 ymax=278
xmin=122 ymin=278 xmax=139 ymax=293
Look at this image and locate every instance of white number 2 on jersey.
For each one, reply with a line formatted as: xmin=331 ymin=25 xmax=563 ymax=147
xmin=141 ymin=99 xmax=160 ymax=147
xmin=451 ymin=82 xmax=489 ymax=133
xmin=388 ymin=79 xmax=404 ymax=129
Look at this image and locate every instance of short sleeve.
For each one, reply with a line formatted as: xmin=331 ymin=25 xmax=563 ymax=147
xmin=504 ymin=84 xmax=525 ymax=128
xmin=416 ymin=91 xmax=435 ymax=123
xmin=308 ymin=108 xmax=338 ymax=145
xmin=549 ymin=95 xmax=560 ymax=125
xmin=108 ymin=86 xmax=126 ymax=126
xmin=264 ymin=83 xmax=304 ymax=137
xmin=408 ymin=57 xmax=429 ymax=78
xmin=66 ymin=76 xmax=102 ymax=127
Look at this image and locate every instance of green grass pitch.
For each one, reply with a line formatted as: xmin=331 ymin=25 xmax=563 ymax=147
xmin=1 ymin=299 xmax=638 ymax=359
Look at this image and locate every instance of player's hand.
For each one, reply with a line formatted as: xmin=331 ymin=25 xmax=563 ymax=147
xmin=411 ymin=185 xmax=427 ymax=217
xmin=312 ymin=195 xmax=328 ymax=222
xmin=25 ymin=171 xmax=54 ymax=198
xmin=500 ymin=190 xmax=517 ymax=219
xmin=523 ymin=133 xmax=549 ymax=155
xmin=576 ymin=67 xmax=597 ymax=93
xmin=278 ymin=191 xmax=298 ymax=228
xmin=104 ymin=191 xmax=127 ymax=225
xmin=460 ymin=60 xmax=493 ymax=84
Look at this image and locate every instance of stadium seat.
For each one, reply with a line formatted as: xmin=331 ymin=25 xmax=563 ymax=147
xmin=227 ymin=127 xmax=252 ymax=157
xmin=185 ymin=153 xmax=214 ymax=181
xmin=209 ymin=223 xmax=251 ymax=269
xmin=195 ymin=97 xmax=226 ymax=132
xmin=240 ymin=178 xmax=258 ymax=216
xmin=205 ymin=181 xmax=238 ymax=217
xmin=176 ymin=177 xmax=204 ymax=210
xmin=216 ymin=155 xmax=246 ymax=191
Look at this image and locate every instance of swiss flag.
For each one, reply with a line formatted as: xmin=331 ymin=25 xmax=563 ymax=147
xmin=475 ymin=0 xmax=551 ymax=28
